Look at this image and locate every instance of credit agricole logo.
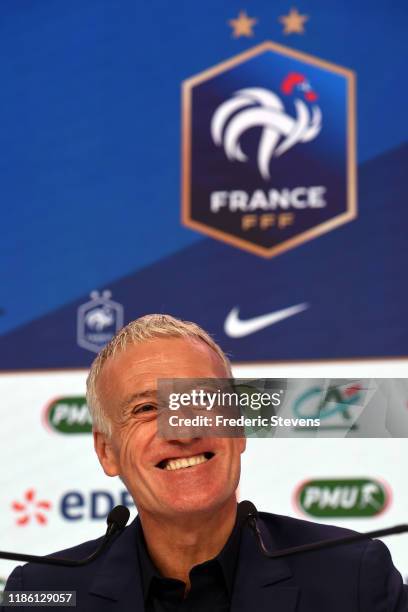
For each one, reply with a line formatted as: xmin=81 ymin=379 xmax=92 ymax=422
xmin=44 ymin=397 xmax=92 ymax=434
xmin=295 ymin=478 xmax=390 ymax=518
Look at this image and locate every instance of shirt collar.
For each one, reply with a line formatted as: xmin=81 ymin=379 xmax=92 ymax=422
xmin=135 ymin=510 xmax=242 ymax=600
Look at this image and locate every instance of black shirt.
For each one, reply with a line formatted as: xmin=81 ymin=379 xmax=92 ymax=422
xmin=135 ymin=514 xmax=242 ymax=612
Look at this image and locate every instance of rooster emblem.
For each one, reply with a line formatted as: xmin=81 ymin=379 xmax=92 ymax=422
xmin=211 ymin=72 xmax=322 ymax=180
xmin=85 ymin=307 xmax=115 ymax=331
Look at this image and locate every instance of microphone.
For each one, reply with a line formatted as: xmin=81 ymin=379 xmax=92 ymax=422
xmin=239 ymin=500 xmax=408 ymax=558
xmin=0 ymin=505 xmax=130 ymax=567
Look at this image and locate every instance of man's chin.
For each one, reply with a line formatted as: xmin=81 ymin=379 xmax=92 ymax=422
xmin=158 ymin=490 xmax=232 ymax=517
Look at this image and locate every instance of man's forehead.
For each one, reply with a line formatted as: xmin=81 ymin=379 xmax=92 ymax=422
xmin=96 ymin=336 xmax=227 ymax=400
xmin=105 ymin=336 xmax=221 ymax=369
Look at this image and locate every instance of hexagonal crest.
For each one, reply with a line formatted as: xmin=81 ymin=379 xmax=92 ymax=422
xmin=182 ymin=41 xmax=356 ymax=258
xmin=77 ymin=290 xmax=124 ymax=353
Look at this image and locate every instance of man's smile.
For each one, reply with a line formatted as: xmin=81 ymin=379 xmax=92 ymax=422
xmin=156 ymin=452 xmax=215 ymax=471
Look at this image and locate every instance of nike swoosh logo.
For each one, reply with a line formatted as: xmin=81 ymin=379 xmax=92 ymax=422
xmin=224 ymin=303 xmax=309 ymax=338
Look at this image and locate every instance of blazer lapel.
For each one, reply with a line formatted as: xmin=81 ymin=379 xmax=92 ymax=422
xmin=88 ymin=517 xmax=145 ymax=611
xmin=231 ymin=515 xmax=299 ymax=612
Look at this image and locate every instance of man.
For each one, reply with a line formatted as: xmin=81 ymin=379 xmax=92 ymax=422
xmin=3 ymin=314 xmax=407 ymax=611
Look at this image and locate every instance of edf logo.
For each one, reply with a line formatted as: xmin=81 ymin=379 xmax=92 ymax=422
xmin=182 ymin=41 xmax=356 ymax=258
xmin=12 ymin=489 xmax=135 ymax=526
xmin=60 ymin=490 xmax=134 ymax=521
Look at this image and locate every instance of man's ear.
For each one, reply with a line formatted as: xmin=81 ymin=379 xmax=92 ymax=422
xmin=93 ymin=430 xmax=120 ymax=477
xmin=239 ymin=436 xmax=246 ymax=454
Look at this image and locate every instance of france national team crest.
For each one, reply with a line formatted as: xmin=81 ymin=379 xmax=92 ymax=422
xmin=77 ymin=290 xmax=124 ymax=353
xmin=182 ymin=42 xmax=356 ymax=257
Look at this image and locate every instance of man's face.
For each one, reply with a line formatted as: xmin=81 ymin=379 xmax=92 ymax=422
xmin=94 ymin=337 xmax=245 ymax=519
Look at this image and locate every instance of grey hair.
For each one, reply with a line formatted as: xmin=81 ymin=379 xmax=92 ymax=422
xmin=86 ymin=313 xmax=231 ymax=436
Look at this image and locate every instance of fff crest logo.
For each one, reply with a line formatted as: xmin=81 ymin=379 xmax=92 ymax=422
xmin=182 ymin=42 xmax=356 ymax=258
xmin=77 ymin=290 xmax=124 ymax=353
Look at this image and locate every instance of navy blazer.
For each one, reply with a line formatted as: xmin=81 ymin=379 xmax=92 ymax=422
xmin=2 ymin=512 xmax=407 ymax=611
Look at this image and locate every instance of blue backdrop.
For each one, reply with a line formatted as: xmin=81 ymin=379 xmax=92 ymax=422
xmin=1 ymin=0 xmax=407 ymax=368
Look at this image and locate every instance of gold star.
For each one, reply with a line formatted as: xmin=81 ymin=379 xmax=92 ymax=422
xmin=228 ymin=10 xmax=258 ymax=38
xmin=279 ymin=8 xmax=309 ymax=35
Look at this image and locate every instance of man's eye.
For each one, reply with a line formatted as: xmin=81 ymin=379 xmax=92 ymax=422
xmin=133 ymin=404 xmax=156 ymax=415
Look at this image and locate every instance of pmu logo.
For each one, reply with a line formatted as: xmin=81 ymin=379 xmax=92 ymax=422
xmin=44 ymin=397 xmax=92 ymax=434
xmin=295 ymin=478 xmax=390 ymax=518
xmin=182 ymin=41 xmax=356 ymax=258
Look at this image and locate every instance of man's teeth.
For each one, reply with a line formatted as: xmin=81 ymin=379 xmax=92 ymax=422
xmin=164 ymin=454 xmax=209 ymax=471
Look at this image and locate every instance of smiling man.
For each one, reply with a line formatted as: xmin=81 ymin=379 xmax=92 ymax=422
xmin=3 ymin=314 xmax=407 ymax=611
xmin=89 ymin=317 xmax=245 ymax=600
